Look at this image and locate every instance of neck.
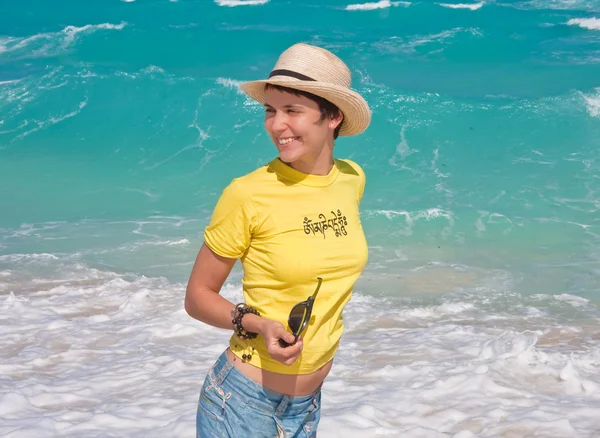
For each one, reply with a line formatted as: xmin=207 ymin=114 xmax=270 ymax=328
xmin=287 ymin=158 xmax=333 ymax=176
xmin=284 ymin=141 xmax=335 ymax=176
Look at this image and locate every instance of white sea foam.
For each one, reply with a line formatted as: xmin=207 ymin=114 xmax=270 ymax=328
xmin=2 ymin=119 xmax=30 ymax=136
xmin=216 ymin=77 xmax=246 ymax=96
xmin=513 ymin=0 xmax=600 ymax=12
xmin=141 ymin=65 xmax=166 ymax=75
xmin=417 ymin=207 xmax=454 ymax=221
xmin=13 ymin=98 xmax=88 ymax=141
xmin=55 ymin=23 xmax=127 ymax=46
xmin=554 ymin=294 xmax=590 ymax=306
xmin=111 ymin=65 xmax=193 ymax=83
xmin=368 ymin=209 xmax=412 ymax=220
xmin=1 ymin=251 xmax=600 ymax=437
xmin=364 ymin=208 xmax=455 ymax=237
xmin=389 ymin=124 xmax=418 ymax=166
xmin=3 ymin=222 xmax=65 ymax=238
xmin=439 ymin=2 xmax=484 ymax=10
xmin=366 ymin=208 xmax=453 ymax=222
xmin=0 ymin=22 xmax=126 ymax=59
xmin=567 ymin=17 xmax=600 ymax=30
xmin=345 ymin=1 xmax=410 ymax=11
xmin=121 ymin=238 xmax=191 ymax=250
xmin=214 ymin=0 xmax=269 ymax=6
xmin=0 ymin=253 xmax=59 ymax=263
xmin=581 ymin=88 xmax=600 ymax=117
xmin=532 ymin=293 xmax=593 ymax=309
xmin=376 ymin=27 xmax=483 ymax=55
xmin=397 ymin=301 xmax=475 ymax=319
xmin=476 ymin=214 xmax=518 ymax=239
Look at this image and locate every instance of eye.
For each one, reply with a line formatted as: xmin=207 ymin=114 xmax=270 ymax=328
xmin=265 ymin=108 xmax=275 ymax=113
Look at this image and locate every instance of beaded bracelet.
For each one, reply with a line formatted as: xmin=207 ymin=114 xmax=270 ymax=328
xmin=231 ymin=303 xmax=260 ymax=340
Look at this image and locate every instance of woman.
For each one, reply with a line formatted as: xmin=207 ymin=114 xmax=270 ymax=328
xmin=185 ymin=42 xmax=371 ymax=437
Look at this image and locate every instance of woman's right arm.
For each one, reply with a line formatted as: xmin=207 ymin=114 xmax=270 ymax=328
xmin=184 ymin=243 xmax=301 ymax=364
xmin=185 ymin=243 xmax=259 ymax=331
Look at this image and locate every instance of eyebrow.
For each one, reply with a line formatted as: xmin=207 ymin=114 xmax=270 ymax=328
xmin=263 ymin=103 xmax=304 ymax=109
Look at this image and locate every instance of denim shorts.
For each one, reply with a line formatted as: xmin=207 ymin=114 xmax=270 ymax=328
xmin=196 ymin=350 xmax=321 ymax=438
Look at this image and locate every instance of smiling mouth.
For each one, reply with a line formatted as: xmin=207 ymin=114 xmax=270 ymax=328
xmin=278 ymin=137 xmax=298 ymax=145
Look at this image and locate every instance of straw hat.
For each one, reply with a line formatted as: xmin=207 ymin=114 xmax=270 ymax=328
xmin=239 ymin=43 xmax=371 ymax=137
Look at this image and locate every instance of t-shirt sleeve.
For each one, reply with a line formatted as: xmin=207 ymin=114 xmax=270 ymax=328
xmin=343 ymin=159 xmax=366 ymax=203
xmin=357 ymin=163 xmax=366 ymax=203
xmin=204 ymin=179 xmax=257 ymax=259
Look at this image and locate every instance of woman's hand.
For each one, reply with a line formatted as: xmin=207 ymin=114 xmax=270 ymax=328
xmin=259 ymin=319 xmax=303 ymax=366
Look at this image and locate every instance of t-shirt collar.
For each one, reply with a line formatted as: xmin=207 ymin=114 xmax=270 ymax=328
xmin=269 ymin=158 xmax=340 ymax=187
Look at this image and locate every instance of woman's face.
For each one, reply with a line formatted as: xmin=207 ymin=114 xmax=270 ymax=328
xmin=263 ymin=87 xmax=341 ymax=172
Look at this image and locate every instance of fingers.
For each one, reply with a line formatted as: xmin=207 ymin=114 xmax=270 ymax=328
xmin=276 ymin=338 xmax=303 ymax=366
xmin=268 ymin=336 xmax=303 ymax=365
xmin=273 ymin=326 xmax=295 ymax=345
xmin=259 ymin=319 xmax=305 ymax=366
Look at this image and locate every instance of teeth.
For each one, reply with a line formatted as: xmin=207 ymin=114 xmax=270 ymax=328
xmin=278 ymin=137 xmax=295 ymax=145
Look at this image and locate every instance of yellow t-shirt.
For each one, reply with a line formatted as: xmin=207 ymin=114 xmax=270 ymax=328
xmin=204 ymin=157 xmax=368 ymax=374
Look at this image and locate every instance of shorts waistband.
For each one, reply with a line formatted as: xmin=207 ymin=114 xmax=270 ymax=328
xmin=208 ymin=350 xmax=321 ymax=417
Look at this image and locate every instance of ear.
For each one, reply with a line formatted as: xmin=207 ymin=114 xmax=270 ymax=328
xmin=328 ymin=112 xmax=344 ymax=130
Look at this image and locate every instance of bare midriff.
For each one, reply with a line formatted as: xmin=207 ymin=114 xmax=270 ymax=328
xmin=226 ymin=349 xmax=332 ymax=396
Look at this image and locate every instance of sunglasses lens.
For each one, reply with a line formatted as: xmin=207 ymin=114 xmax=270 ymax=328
xmin=288 ymin=304 xmax=307 ymax=335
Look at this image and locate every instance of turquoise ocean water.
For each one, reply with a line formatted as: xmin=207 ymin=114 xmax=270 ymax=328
xmin=2 ymin=1 xmax=600 ymax=437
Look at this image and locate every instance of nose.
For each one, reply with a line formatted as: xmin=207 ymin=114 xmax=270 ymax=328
xmin=270 ymin=110 xmax=289 ymax=133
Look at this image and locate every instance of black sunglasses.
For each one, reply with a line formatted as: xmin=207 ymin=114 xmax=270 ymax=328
xmin=279 ymin=277 xmax=323 ymax=348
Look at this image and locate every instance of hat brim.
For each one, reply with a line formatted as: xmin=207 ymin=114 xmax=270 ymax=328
xmin=239 ymin=78 xmax=371 ymax=137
